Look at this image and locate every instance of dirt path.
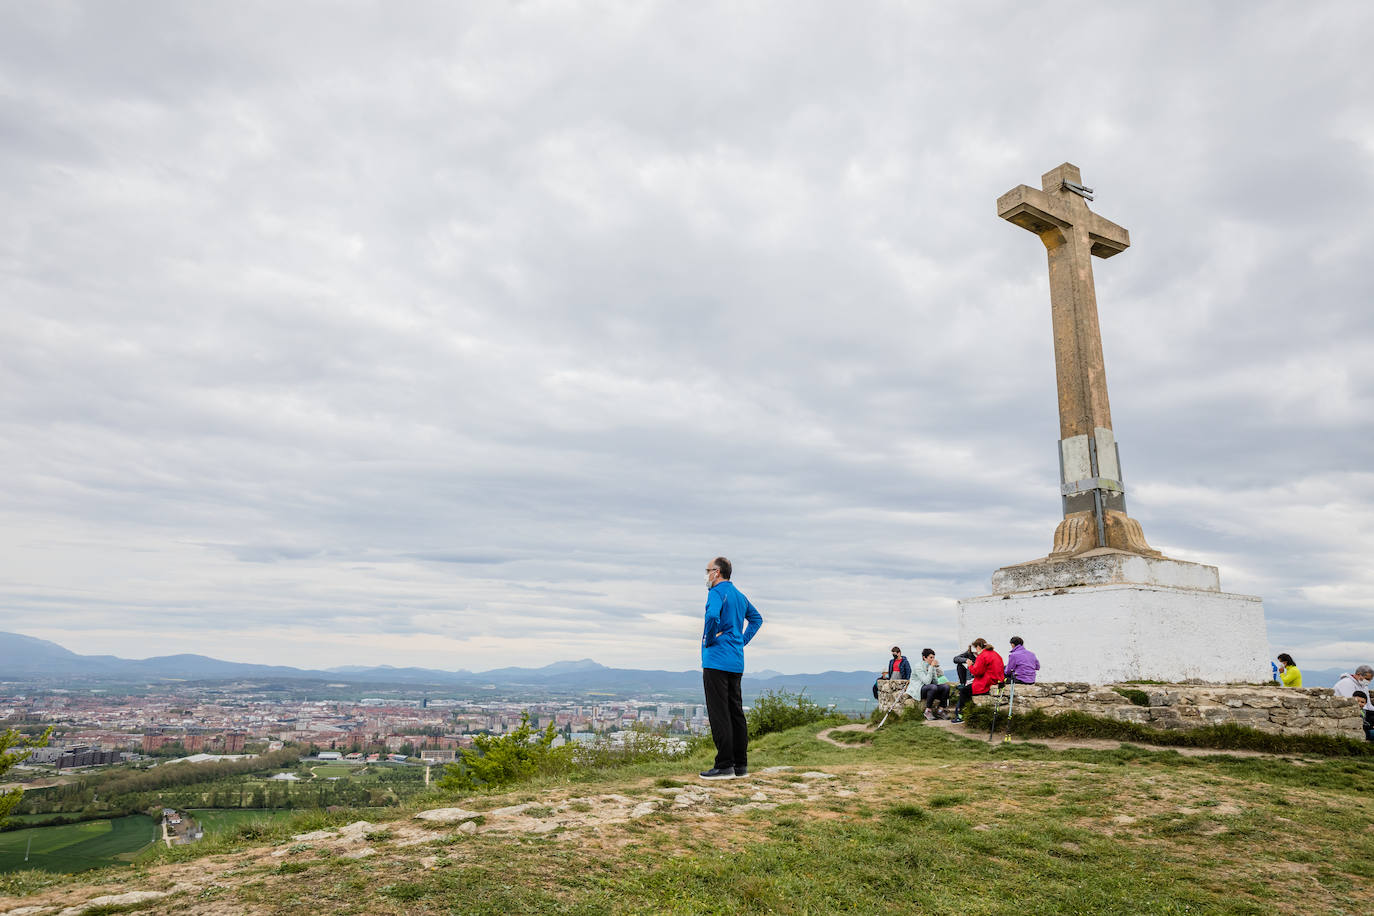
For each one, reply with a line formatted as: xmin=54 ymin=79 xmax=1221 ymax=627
xmin=816 ymin=723 xmax=874 ymax=746
xmin=817 ymin=720 xmax=1295 ymax=759
xmin=0 ymin=766 xmax=861 ymax=916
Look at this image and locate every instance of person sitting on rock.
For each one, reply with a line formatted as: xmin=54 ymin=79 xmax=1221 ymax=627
xmin=1005 ymin=636 xmax=1040 ymax=685
xmin=1333 ymin=665 xmax=1373 ymax=698
xmin=873 ymin=646 xmax=910 ymax=700
xmin=1353 ymin=690 xmax=1374 ymax=742
xmin=1276 ymin=653 xmax=1302 ymax=687
xmin=912 ymin=648 xmax=951 ymax=720
xmin=951 ymin=644 xmax=978 ymax=686
xmin=952 ymin=638 xmax=1004 ymax=724
xmin=882 ymin=646 xmax=911 ymax=681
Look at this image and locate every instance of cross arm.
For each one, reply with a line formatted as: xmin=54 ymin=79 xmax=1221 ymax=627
xmin=997 ymin=184 xmax=1132 ymax=258
xmin=1084 ymin=211 xmax=1130 ymax=258
xmin=997 ymin=184 xmax=1071 ymax=239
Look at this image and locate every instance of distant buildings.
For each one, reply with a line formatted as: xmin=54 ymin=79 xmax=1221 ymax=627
xmin=23 ymin=744 xmax=125 ymax=769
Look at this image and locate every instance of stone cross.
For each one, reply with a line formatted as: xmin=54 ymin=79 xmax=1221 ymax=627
xmin=997 ymin=163 xmax=1160 ymax=559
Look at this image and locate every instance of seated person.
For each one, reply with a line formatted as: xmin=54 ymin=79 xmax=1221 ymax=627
xmin=951 ymin=644 xmax=977 ymax=686
xmin=873 ymin=646 xmax=910 ymax=699
xmin=1276 ymin=653 xmax=1302 ymax=687
xmin=1005 ymin=636 xmax=1040 ymax=684
xmin=1333 ymin=666 xmax=1373 ymax=697
xmin=952 ymin=638 xmax=1004 ymax=724
xmin=1354 ymin=690 xmax=1374 ymax=743
xmin=911 ymin=648 xmax=951 ymax=720
xmin=883 ymin=646 xmax=911 ymax=681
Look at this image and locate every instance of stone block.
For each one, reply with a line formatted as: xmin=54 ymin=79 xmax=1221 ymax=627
xmin=1242 ymin=696 xmax=1281 ymax=708
xmin=960 ymin=578 xmax=1268 ymax=684
xmin=990 ymin=682 xmax=1367 ymax=739
xmin=1108 ymin=708 xmax=1151 ymax=724
xmin=989 ymin=552 xmax=1221 ymax=594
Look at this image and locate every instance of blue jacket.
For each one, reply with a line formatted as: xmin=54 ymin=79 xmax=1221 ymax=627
xmin=701 ymin=580 xmax=763 ymax=673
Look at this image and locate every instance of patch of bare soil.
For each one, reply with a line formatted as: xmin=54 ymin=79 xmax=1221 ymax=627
xmin=816 ymin=723 xmax=873 ymax=746
xmin=0 ymin=767 xmax=863 ymax=916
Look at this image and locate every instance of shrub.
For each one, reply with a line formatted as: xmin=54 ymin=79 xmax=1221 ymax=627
xmin=0 ymin=727 xmax=52 ymax=826
xmin=438 ymin=713 xmax=569 ymax=792
xmin=570 ymin=726 xmax=694 ymax=769
xmin=746 ymin=689 xmax=830 ymax=738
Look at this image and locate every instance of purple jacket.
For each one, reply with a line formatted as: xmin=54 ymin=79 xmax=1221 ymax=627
xmin=1006 ymin=645 xmax=1040 ymax=684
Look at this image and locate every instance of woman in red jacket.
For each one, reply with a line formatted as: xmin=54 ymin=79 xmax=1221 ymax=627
xmin=951 ymin=638 xmax=1004 ymax=723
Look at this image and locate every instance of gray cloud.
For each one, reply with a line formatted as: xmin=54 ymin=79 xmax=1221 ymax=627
xmin=1 ymin=2 xmax=1371 ymax=675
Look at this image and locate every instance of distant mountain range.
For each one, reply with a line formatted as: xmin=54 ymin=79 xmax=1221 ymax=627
xmin=0 ymin=631 xmax=874 ymax=696
xmin=1 ymin=632 xmax=1350 ymax=698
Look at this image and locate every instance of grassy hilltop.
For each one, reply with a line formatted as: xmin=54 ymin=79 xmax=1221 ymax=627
xmin=1 ymin=717 xmax=1371 ymax=916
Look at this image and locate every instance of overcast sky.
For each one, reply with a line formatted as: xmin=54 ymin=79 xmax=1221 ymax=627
xmin=2 ymin=2 xmax=1371 ymax=677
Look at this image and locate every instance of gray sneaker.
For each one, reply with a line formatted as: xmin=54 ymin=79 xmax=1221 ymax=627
xmin=733 ymin=766 xmax=748 ymax=778
xmin=923 ymin=709 xmax=935 ymax=720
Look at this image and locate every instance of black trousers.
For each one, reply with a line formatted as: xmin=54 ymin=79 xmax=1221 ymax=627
xmin=919 ymin=683 xmax=950 ymax=708
xmin=703 ymin=667 xmax=748 ymax=770
xmin=956 ymin=684 xmax=974 ymax=713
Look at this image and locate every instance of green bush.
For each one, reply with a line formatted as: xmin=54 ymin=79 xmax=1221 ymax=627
xmin=0 ymin=727 xmax=52 ymax=826
xmin=746 ymin=689 xmax=829 ymax=739
xmin=438 ymin=713 xmax=569 ymax=792
xmin=570 ymin=726 xmax=696 ymax=770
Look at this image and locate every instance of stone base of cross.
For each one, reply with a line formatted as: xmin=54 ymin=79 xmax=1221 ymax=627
xmin=1052 ymin=509 xmax=1159 ymax=559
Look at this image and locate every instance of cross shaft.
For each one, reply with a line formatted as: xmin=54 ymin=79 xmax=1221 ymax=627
xmin=998 ymin=163 xmax=1160 ymax=560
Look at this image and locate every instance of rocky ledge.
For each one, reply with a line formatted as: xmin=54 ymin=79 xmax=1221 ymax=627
xmin=974 ymin=683 xmax=1363 ymax=738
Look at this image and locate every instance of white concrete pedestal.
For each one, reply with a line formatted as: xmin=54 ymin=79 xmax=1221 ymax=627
xmin=957 ymin=550 xmax=1270 ymax=684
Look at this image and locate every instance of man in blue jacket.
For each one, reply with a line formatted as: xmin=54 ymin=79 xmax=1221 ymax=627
xmin=699 ymin=556 xmax=764 ymax=780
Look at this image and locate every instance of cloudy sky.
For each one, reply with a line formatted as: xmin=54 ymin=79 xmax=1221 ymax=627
xmin=2 ymin=2 xmax=1371 ymax=676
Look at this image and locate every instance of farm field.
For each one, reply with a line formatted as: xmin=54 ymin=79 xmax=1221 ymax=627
xmin=186 ymin=808 xmax=297 ymax=837
xmin=308 ymin=764 xmax=360 ymax=778
xmin=0 ymin=815 xmax=157 ymax=874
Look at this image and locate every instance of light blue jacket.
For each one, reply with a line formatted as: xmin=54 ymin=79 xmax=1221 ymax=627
xmin=701 ymin=580 xmax=763 ymax=674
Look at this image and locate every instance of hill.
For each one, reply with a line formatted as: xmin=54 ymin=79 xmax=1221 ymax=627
xmin=0 ymin=631 xmax=875 ymax=705
xmin=2 ymin=717 xmax=1370 ymax=914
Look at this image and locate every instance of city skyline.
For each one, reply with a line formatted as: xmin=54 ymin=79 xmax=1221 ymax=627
xmin=2 ymin=4 xmax=1372 ymax=674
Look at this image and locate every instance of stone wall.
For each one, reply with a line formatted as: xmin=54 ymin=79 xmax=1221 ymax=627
xmin=975 ymin=682 xmax=1365 ymax=738
xmin=875 ymin=678 xmax=918 ymax=715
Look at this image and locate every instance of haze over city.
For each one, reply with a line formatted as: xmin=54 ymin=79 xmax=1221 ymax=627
xmin=2 ymin=3 xmax=1372 ymax=676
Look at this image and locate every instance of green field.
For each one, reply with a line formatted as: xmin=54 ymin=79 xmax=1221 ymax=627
xmin=309 ymin=764 xmax=360 ymax=778
xmin=187 ymin=808 xmax=297 ymax=836
xmin=0 ymin=815 xmax=158 ymax=874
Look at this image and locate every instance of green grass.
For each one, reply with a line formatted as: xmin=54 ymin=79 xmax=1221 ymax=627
xmin=6 ymin=718 xmax=1374 ymax=914
xmin=186 ymin=808 xmax=298 ymax=837
xmin=0 ymin=815 xmax=158 ymax=874
xmin=310 ymin=764 xmax=360 ymax=778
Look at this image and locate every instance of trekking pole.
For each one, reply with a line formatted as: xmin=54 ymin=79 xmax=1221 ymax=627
xmin=988 ymin=683 xmax=1001 ymax=742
